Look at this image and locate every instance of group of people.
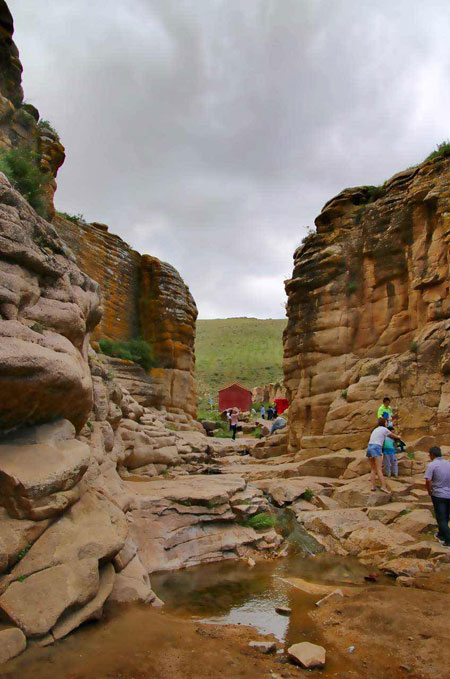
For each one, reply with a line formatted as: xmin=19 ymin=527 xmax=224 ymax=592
xmin=260 ymin=404 xmax=278 ymax=420
xmin=367 ymin=396 xmax=450 ymax=548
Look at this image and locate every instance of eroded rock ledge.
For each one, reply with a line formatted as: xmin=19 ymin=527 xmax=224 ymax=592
xmin=284 ymin=159 xmax=450 ymax=458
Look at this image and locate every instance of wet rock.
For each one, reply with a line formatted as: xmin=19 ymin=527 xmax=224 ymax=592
xmin=249 ymin=640 xmax=276 ymax=654
xmin=275 ymin=606 xmax=291 ymax=615
xmin=287 ymin=641 xmax=326 ymax=668
xmin=109 ymin=555 xmax=158 ymax=605
xmin=379 ymin=557 xmax=436 ymax=577
xmin=0 ymin=627 xmax=26 ymax=664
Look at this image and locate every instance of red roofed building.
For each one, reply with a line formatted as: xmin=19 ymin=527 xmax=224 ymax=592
xmin=218 ymin=382 xmax=252 ymax=412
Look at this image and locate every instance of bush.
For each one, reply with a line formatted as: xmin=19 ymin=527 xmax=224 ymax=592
xmin=0 ymin=146 xmax=50 ymax=218
xmin=347 ymin=281 xmax=357 ymax=294
xmin=98 ymin=338 xmax=155 ymax=371
xmin=244 ymin=512 xmax=275 ymax=530
xmin=57 ymin=211 xmax=85 ymax=224
xmin=301 ymin=488 xmax=314 ymax=502
xmin=425 ymin=141 xmax=450 ymax=162
xmin=366 ymin=185 xmax=384 ymax=202
xmin=38 ymin=118 xmax=59 ymax=138
xmin=410 ymin=340 xmax=419 ymax=354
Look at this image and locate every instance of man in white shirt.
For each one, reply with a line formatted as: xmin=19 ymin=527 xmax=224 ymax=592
xmin=366 ymin=418 xmax=402 ymax=494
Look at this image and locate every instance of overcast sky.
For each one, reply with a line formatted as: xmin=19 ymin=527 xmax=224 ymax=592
xmin=9 ymin=0 xmax=450 ymax=318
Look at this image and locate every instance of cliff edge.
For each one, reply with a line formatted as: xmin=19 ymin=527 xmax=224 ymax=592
xmin=284 ymin=157 xmax=450 ymax=458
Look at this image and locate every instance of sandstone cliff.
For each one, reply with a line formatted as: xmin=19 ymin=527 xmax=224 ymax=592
xmin=284 ymin=157 xmax=450 ymax=458
xmin=54 ymin=215 xmax=198 ymax=418
xmin=0 ymin=0 xmax=65 ymax=220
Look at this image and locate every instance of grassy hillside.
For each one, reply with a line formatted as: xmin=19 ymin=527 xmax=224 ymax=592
xmin=195 ymin=317 xmax=286 ymax=408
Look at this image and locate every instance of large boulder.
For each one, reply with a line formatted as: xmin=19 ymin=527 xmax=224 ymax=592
xmin=0 ymin=627 xmax=26 ymax=665
xmin=0 ymin=436 xmax=90 ymax=519
xmin=0 ymin=175 xmax=101 ymax=432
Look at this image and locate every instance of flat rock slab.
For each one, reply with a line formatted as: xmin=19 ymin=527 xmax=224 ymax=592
xmin=378 ymin=557 xmax=436 ymax=577
xmin=125 ymin=475 xmax=246 ymax=507
xmin=393 ymin=509 xmax=435 ymax=535
xmin=0 ymin=627 xmax=26 ymax=665
xmin=288 ymin=641 xmax=326 ymax=668
xmin=279 ymin=577 xmax=357 ymax=596
xmin=299 ymin=508 xmax=370 ymax=539
xmin=366 ymin=502 xmax=413 ymax=524
xmin=0 ymin=439 xmax=90 ymax=518
xmin=343 ymin=522 xmax=415 ymax=557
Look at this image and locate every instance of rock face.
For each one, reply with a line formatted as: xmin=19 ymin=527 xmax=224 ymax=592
xmin=0 ymin=0 xmax=65 ymax=219
xmin=54 ymin=215 xmax=198 ymax=418
xmin=0 ymin=174 xmax=101 ymax=432
xmin=284 ymin=159 xmax=450 ymax=458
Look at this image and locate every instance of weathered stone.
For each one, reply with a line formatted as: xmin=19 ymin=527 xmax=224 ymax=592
xmin=393 ymin=509 xmax=435 ymax=536
xmin=378 ymin=557 xmax=436 ymax=577
xmin=249 ymin=640 xmax=276 ymax=654
xmin=299 ymin=508 xmax=369 ymax=539
xmin=0 ymin=627 xmax=27 ymax=665
xmin=109 ymin=554 xmax=156 ymax=604
xmin=287 ymin=641 xmax=326 ymax=668
xmin=343 ymin=522 xmax=415 ymax=556
xmin=0 ymin=438 xmax=90 ymax=519
xmin=52 ymin=563 xmax=115 ymax=640
xmin=0 ymin=558 xmax=99 ymax=637
xmin=267 ymin=479 xmax=322 ymax=506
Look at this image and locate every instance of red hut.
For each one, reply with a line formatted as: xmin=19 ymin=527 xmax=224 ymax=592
xmin=218 ymin=382 xmax=252 ymax=413
xmin=274 ymin=398 xmax=289 ymax=414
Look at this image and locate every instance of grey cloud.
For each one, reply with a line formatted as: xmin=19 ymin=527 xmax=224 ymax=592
xmin=8 ymin=0 xmax=450 ymax=317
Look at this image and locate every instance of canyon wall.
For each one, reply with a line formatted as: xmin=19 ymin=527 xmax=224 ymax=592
xmin=54 ymin=215 xmax=198 ymax=418
xmin=0 ymin=1 xmax=65 ymax=220
xmin=284 ymin=158 xmax=450 ymax=459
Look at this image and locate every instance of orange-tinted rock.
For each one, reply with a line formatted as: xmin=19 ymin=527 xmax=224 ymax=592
xmin=284 ymin=159 xmax=450 ymax=457
xmin=54 ymin=216 xmax=198 ymax=417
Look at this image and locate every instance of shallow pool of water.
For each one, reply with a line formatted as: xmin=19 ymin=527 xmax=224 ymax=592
xmin=152 ymin=553 xmax=381 ymax=644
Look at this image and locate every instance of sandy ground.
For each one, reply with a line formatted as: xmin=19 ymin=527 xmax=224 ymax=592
xmin=2 ymin=572 xmax=450 ymax=679
xmin=313 ymin=569 xmax=450 ymax=679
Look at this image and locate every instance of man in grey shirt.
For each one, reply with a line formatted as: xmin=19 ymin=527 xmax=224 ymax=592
xmin=425 ymin=446 xmax=450 ymax=547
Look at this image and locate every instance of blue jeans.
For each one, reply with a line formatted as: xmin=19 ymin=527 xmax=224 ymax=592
xmin=270 ymin=422 xmax=285 ymax=435
xmin=432 ymin=496 xmax=450 ymax=545
xmin=383 ymin=454 xmax=398 ymax=477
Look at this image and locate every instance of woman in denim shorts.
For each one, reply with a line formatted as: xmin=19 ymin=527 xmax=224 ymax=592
xmin=366 ymin=418 xmax=402 ymax=494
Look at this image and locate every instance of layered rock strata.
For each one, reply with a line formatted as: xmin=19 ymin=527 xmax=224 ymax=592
xmin=284 ymin=157 xmax=450 ymax=458
xmin=54 ymin=214 xmax=198 ymax=418
xmin=0 ymin=0 xmax=65 ymax=219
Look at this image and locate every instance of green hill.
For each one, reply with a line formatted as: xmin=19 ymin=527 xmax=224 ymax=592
xmin=195 ymin=317 xmax=286 ymax=408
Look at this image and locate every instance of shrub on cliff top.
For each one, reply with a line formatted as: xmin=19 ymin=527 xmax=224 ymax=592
xmin=38 ymin=118 xmax=59 ymax=139
xmin=426 ymin=140 xmax=450 ymax=162
xmin=0 ymin=146 xmax=50 ymax=218
xmin=98 ymin=338 xmax=155 ymax=371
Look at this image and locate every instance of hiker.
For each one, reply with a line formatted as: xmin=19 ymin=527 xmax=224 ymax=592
xmin=425 ymin=446 xmax=450 ymax=547
xmin=260 ymin=405 xmax=266 ymax=419
xmin=377 ymin=397 xmax=393 ymax=426
xmin=273 ymin=403 xmax=278 ymax=417
xmin=270 ymin=415 xmax=286 ymax=435
xmin=230 ymin=408 xmax=240 ymax=440
xmin=366 ymin=418 xmax=403 ymax=494
xmin=267 ymin=406 xmax=273 ymax=421
xmin=382 ymin=425 xmax=398 ymax=478
xmin=226 ymin=409 xmax=232 ymax=430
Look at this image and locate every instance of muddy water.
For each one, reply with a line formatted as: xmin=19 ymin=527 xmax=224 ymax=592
xmin=1 ymin=554 xmax=387 ymax=679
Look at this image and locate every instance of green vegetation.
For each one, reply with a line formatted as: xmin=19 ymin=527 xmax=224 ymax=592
xmin=425 ymin=140 xmax=450 ymax=162
xmin=407 ymin=451 xmax=415 ymax=460
xmin=301 ymin=488 xmax=315 ymax=502
xmin=196 ymin=317 xmax=285 ymax=407
xmin=17 ymin=545 xmax=31 ymax=561
xmin=341 ymin=390 xmax=348 ymax=400
xmin=365 ymin=184 xmax=384 ymax=202
xmin=244 ymin=512 xmax=275 ymax=530
xmin=98 ymin=338 xmax=155 ymax=371
xmin=38 ymin=118 xmax=59 ymax=138
xmin=410 ymin=340 xmax=419 ymax=354
xmin=17 ymin=575 xmax=29 ymax=582
xmin=30 ymin=321 xmax=45 ymax=334
xmin=400 ymin=508 xmax=412 ymax=516
xmin=346 ymin=281 xmax=357 ymax=294
xmin=56 ymin=210 xmax=85 ymax=224
xmin=0 ymin=146 xmax=50 ymax=218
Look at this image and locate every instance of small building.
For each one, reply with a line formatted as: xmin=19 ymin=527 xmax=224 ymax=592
xmin=218 ymin=382 xmax=252 ymax=413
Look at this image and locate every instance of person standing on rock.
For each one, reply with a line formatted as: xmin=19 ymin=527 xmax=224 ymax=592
xmin=377 ymin=397 xmax=393 ymax=427
xmin=382 ymin=425 xmax=399 ymax=478
xmin=230 ymin=408 xmax=240 ymax=440
xmin=425 ymin=446 xmax=450 ymax=547
xmin=366 ymin=418 xmax=403 ymax=494
xmin=260 ymin=405 xmax=266 ymax=419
